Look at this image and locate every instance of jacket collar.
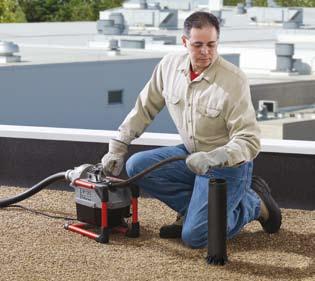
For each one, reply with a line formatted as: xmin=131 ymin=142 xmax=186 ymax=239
xmin=176 ymin=53 xmax=191 ymax=75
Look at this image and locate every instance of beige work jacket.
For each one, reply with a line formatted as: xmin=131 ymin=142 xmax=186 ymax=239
xmin=117 ymin=52 xmax=261 ymax=166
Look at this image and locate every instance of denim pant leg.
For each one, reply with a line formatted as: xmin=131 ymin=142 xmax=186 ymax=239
xmin=182 ymin=161 xmax=261 ymax=248
xmin=125 ymin=144 xmax=196 ymax=216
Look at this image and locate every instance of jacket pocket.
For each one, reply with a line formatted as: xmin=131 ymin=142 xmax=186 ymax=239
xmin=197 ymin=105 xmax=221 ymax=118
xmin=196 ymin=83 xmax=226 ymax=118
xmin=195 ymin=100 xmax=225 ymax=138
xmin=206 ymin=107 xmax=221 ymax=118
xmin=164 ymin=93 xmax=183 ymax=129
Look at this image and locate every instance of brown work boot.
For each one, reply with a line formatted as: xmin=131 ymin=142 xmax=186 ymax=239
xmin=159 ymin=214 xmax=183 ymax=239
xmin=251 ymin=176 xmax=282 ymax=234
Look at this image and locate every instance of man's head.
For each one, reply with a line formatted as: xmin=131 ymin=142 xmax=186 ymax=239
xmin=182 ymin=12 xmax=220 ymax=73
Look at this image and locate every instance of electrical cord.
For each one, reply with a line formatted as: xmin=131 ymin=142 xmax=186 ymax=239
xmin=5 ymin=204 xmax=76 ymax=220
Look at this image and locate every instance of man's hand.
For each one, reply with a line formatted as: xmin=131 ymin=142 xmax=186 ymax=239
xmin=186 ymin=148 xmax=229 ymax=175
xmin=101 ymin=139 xmax=128 ymax=176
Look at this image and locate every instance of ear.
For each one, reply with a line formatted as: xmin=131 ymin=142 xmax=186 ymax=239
xmin=181 ymin=35 xmax=187 ymax=48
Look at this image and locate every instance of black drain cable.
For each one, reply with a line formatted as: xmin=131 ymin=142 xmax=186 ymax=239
xmin=0 ymin=172 xmax=66 ymax=208
xmin=111 ymin=155 xmax=187 ymax=187
xmin=0 ymin=156 xmax=187 ymax=218
xmin=0 ymin=171 xmax=73 ymax=220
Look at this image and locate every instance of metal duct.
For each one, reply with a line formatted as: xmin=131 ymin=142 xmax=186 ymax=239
xmin=120 ymin=39 xmax=145 ymax=49
xmin=275 ymin=43 xmax=294 ymax=72
xmin=109 ymin=13 xmax=125 ymax=34
xmin=97 ymin=19 xmax=122 ymax=35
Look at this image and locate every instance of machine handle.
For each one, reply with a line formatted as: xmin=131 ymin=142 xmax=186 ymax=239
xmin=73 ymin=179 xmax=96 ymax=189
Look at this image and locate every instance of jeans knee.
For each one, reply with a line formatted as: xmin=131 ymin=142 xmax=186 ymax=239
xmin=126 ymin=153 xmax=141 ymax=177
xmin=181 ymin=227 xmax=205 ymax=249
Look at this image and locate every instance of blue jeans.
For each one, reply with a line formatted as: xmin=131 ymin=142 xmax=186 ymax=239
xmin=126 ymin=144 xmax=261 ymax=248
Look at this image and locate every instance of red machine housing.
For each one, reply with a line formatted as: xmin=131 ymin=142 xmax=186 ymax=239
xmin=64 ymin=176 xmax=140 ymax=243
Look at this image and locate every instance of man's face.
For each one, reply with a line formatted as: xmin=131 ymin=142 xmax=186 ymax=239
xmin=182 ymin=25 xmax=218 ymax=73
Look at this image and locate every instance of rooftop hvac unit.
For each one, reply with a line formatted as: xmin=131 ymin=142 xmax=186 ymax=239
xmin=283 ymin=8 xmax=303 ymax=29
xmin=100 ymin=8 xmax=178 ymax=30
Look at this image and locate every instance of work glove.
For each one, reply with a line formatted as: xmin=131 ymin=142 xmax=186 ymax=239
xmin=186 ymin=148 xmax=229 ymax=175
xmin=101 ymin=139 xmax=128 ymax=176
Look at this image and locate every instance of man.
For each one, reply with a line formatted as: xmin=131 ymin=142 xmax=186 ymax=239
xmin=102 ymin=11 xmax=281 ymax=248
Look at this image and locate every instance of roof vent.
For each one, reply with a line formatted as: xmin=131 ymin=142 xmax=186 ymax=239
xmin=275 ymin=43 xmax=295 ymax=72
xmin=107 ymin=39 xmax=120 ymax=56
xmin=0 ymin=41 xmax=21 ymax=63
xmin=88 ymin=39 xmax=120 ymax=55
xmin=257 ymin=100 xmax=278 ymax=120
xmin=259 ymin=100 xmax=278 ymax=113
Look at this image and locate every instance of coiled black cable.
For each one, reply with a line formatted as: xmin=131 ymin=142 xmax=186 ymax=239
xmin=0 ymin=172 xmax=66 ymax=208
xmin=111 ymin=155 xmax=187 ymax=187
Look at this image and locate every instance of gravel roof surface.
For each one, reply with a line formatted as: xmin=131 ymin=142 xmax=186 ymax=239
xmin=0 ymin=186 xmax=314 ymax=281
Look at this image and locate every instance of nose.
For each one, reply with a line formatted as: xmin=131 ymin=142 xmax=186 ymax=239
xmin=200 ymin=45 xmax=209 ymax=55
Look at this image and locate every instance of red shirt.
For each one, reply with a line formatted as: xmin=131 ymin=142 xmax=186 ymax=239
xmin=190 ymin=69 xmax=200 ymax=81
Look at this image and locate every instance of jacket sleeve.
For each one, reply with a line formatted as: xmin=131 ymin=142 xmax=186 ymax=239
xmin=220 ymin=79 xmax=261 ymax=166
xmin=116 ymin=60 xmax=166 ymax=144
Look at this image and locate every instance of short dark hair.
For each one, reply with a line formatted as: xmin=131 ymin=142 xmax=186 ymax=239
xmin=184 ymin=11 xmax=220 ymax=38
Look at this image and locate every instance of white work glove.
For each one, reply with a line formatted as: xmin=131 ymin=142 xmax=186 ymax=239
xmin=186 ymin=148 xmax=229 ymax=175
xmin=101 ymin=139 xmax=128 ymax=176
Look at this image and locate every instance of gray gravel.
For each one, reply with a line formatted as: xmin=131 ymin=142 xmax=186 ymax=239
xmin=0 ymin=186 xmax=314 ymax=281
